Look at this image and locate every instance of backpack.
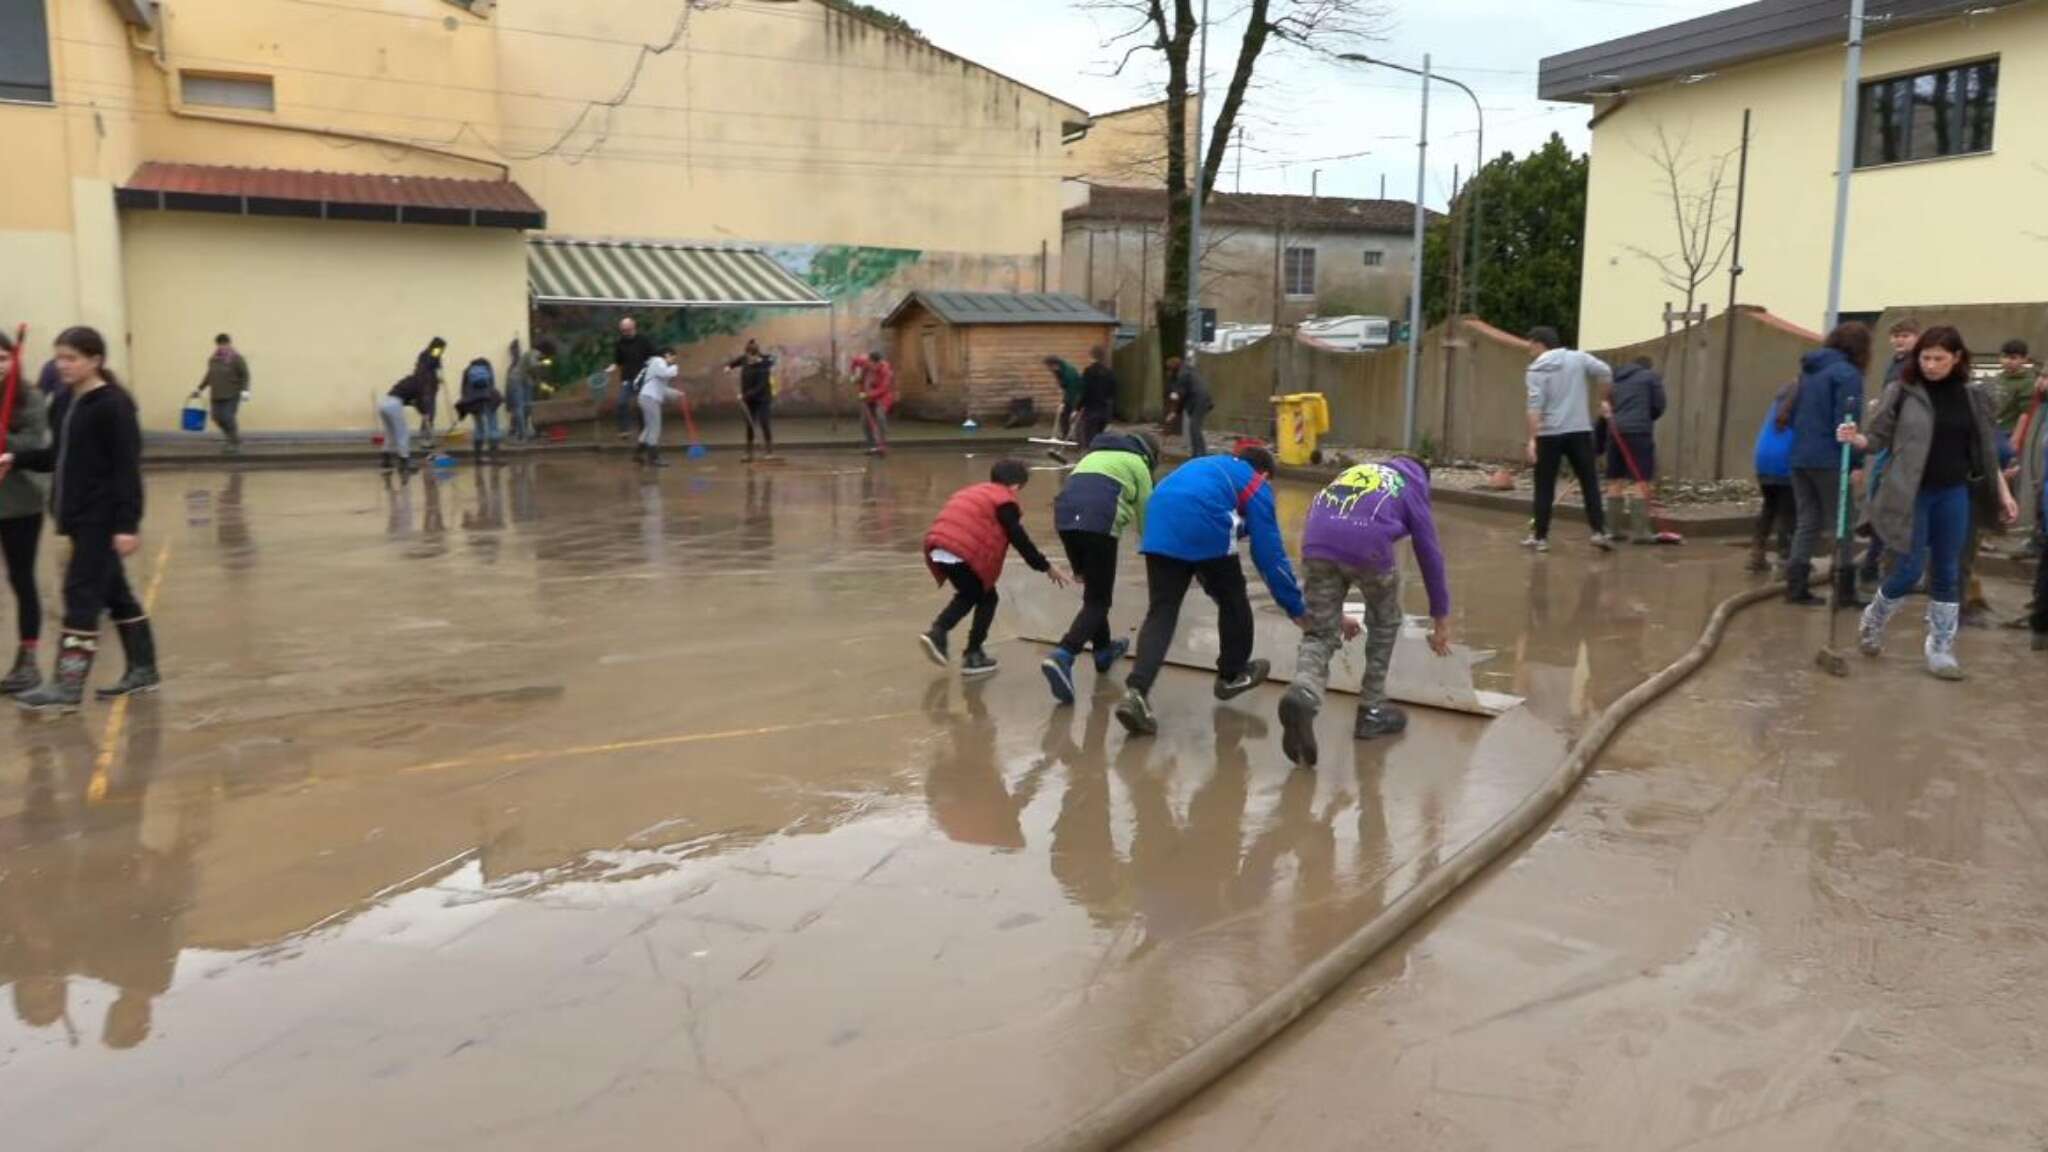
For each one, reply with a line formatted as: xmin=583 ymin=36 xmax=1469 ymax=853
xmin=462 ymin=358 xmax=495 ymax=400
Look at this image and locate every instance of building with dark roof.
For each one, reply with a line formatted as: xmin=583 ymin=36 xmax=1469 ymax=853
xmin=1541 ymin=0 xmax=2041 ymax=347
xmin=1062 ymin=185 xmax=1433 ymax=329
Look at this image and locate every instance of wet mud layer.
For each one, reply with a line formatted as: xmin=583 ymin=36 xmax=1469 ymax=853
xmin=2 ymin=455 xmax=1783 ymax=1149
xmin=1139 ymin=586 xmax=2048 ymax=1151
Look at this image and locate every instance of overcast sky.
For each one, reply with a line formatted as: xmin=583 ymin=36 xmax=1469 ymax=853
xmin=878 ymin=0 xmax=1752 ymax=208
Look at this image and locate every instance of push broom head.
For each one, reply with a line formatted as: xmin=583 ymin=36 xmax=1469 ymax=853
xmin=1815 ymin=645 xmax=1850 ymax=677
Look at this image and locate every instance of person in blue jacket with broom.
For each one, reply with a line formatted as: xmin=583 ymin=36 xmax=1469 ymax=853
xmin=1115 ymin=444 xmax=1307 ymax=737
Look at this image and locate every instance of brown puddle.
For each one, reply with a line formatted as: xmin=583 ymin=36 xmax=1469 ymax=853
xmin=2 ymin=455 xmax=1768 ymax=1148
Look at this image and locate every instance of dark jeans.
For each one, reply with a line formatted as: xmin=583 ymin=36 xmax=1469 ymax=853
xmin=1126 ymin=552 xmax=1252 ymax=694
xmin=617 ymin=382 xmax=641 ymax=432
xmin=744 ymin=395 xmax=774 ymax=452
xmin=1532 ymin=431 xmax=1605 ymax=539
xmin=1076 ymin=408 xmax=1111 ymax=452
xmin=210 ymin=398 xmax=241 ymax=446
xmin=1880 ymin=484 xmax=1970 ymax=603
xmin=1754 ymin=480 xmax=1794 ymax=558
xmin=1056 ymin=529 xmax=1120 ymax=655
xmin=1185 ymin=408 xmax=1208 ymax=458
xmin=61 ymin=523 xmax=144 ymax=634
xmin=1 ymin=513 xmax=42 ymax=643
xmin=932 ymin=563 xmax=998 ymax=653
xmin=1789 ymin=467 xmax=1852 ymax=580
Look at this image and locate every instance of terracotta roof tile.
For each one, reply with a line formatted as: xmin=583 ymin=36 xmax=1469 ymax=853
xmin=1066 ymin=185 xmax=1435 ymax=234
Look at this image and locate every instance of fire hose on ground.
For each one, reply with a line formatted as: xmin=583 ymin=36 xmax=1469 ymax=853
xmin=1033 ymin=581 xmax=1786 ymax=1152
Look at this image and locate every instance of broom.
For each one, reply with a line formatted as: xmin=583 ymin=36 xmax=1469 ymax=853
xmin=680 ymin=390 xmax=707 ymax=460
xmin=1609 ymin=428 xmax=1684 ymax=545
xmin=0 ymin=323 xmax=24 ymax=456
xmin=1815 ymin=405 xmax=1858 ymax=678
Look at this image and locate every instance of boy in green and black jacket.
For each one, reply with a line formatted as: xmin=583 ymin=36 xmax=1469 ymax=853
xmin=1040 ymin=430 xmax=1161 ymax=703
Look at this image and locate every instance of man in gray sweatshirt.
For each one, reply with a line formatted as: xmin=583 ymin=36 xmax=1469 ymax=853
xmin=1523 ymin=326 xmax=1614 ymax=553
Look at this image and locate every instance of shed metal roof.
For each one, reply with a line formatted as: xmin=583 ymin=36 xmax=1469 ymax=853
xmin=1538 ymin=0 xmax=2026 ymax=103
xmin=883 ymin=292 xmax=1117 ymax=328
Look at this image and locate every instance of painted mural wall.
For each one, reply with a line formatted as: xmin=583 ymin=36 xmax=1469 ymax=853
xmin=535 ymin=243 xmax=1045 ymax=417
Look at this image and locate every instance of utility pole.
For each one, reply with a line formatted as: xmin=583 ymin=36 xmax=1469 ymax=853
xmin=1187 ymin=0 xmax=1211 ymax=363
xmin=1380 ymin=173 xmax=1387 ymax=199
xmin=1312 ymin=169 xmax=1321 ymax=199
xmin=1235 ymin=125 xmax=1245 ymax=194
xmin=1400 ymin=54 xmax=1432 ymax=453
xmin=1714 ymin=108 xmax=1753 ymax=480
xmin=1824 ymin=0 xmax=1866 ymax=333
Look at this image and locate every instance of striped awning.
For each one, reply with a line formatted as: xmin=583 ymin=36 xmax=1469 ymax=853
xmin=527 ymin=238 xmax=827 ymax=309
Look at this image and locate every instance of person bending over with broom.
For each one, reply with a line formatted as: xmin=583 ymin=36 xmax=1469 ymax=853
xmin=1601 ymin=356 xmax=1667 ymax=543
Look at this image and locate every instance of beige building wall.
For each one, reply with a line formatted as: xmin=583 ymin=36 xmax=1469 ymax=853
xmin=4 ymin=0 xmax=1082 ymax=429
xmin=123 ymin=214 xmax=528 ymax=430
xmin=1065 ymin=219 xmax=1413 ymax=327
xmin=1064 ymin=99 xmax=1200 ymax=192
xmin=1578 ymin=2 xmax=2048 ymax=350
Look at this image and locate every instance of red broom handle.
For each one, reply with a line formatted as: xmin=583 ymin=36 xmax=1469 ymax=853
xmin=0 ymin=324 xmax=26 ymax=456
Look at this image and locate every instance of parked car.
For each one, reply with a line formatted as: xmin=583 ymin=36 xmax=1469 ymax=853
xmin=1202 ymin=324 xmax=1273 ymax=355
xmin=1297 ymin=314 xmax=1392 ymax=352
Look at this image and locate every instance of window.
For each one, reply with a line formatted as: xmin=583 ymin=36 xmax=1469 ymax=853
xmin=1284 ymin=246 xmax=1316 ymax=297
xmin=1362 ymin=249 xmax=1385 ymax=268
xmin=1856 ymin=59 xmax=1996 ymax=168
xmin=1 ymin=0 xmax=54 ymax=104
xmin=182 ymin=71 xmax=276 ymax=113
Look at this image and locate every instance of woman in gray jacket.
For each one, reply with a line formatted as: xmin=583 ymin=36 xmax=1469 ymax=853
xmin=1842 ymin=326 xmax=2018 ymax=679
xmin=0 ymin=330 xmax=51 ymax=695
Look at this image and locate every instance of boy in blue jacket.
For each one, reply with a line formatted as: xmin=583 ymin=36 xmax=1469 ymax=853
xmin=1115 ymin=445 xmax=1307 ymax=737
xmin=1750 ymin=383 xmax=1796 ymax=572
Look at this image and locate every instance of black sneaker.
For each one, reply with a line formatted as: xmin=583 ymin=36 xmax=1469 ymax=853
xmin=961 ymin=649 xmax=999 ymax=678
xmin=1214 ymin=658 xmax=1270 ymax=701
xmin=1354 ymin=703 xmax=1409 ymax=741
xmin=1115 ymin=687 xmax=1157 ymax=736
xmin=918 ymin=630 xmax=949 ymax=668
xmin=1278 ymin=686 xmax=1319 ymax=768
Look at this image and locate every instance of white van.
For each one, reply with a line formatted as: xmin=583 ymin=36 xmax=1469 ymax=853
xmin=1297 ymin=315 xmax=1392 ymax=351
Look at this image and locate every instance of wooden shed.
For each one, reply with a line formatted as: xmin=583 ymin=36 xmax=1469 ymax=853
xmin=881 ymin=291 xmax=1118 ymax=421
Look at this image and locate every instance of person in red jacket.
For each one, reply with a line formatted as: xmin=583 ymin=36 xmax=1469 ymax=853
xmin=855 ymin=351 xmax=895 ymax=455
xmin=921 ymin=459 xmax=1069 ymax=677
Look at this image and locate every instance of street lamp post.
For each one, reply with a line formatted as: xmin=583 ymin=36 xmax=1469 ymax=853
xmin=1340 ymin=53 xmax=1486 ymax=452
xmin=1187 ymin=0 xmax=1211 ymax=365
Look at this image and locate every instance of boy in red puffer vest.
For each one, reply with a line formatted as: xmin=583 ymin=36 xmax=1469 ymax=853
xmin=921 ymin=459 xmax=1070 ymax=677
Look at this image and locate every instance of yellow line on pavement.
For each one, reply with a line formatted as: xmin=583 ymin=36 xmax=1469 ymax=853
xmin=401 ymin=708 xmax=927 ymax=775
xmin=88 ymin=543 xmax=172 ymax=802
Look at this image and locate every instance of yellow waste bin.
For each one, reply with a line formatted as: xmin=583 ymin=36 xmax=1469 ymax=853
xmin=1270 ymin=392 xmax=1330 ymax=466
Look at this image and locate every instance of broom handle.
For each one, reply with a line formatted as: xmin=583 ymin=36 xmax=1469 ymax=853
xmin=0 ymin=323 xmax=25 ymax=456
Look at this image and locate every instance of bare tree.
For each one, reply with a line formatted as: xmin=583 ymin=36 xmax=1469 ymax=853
xmin=1083 ymin=0 xmax=1384 ymax=379
xmin=1628 ymin=124 xmax=1737 ymax=323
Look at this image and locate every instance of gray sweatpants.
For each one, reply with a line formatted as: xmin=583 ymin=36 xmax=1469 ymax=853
xmin=638 ymin=391 xmax=664 ymax=448
xmin=377 ymin=396 xmax=411 ymax=459
xmin=1789 ymin=466 xmax=1852 ymax=576
xmin=1292 ymin=558 xmax=1402 ymax=708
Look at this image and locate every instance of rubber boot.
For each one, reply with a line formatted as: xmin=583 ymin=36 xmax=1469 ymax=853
xmin=1858 ymin=590 xmax=1902 ymax=656
xmin=15 ymin=633 xmax=95 ymax=714
xmin=1746 ymin=539 xmax=1769 ymax=574
xmin=1785 ymin=562 xmax=1823 ymax=606
xmin=1925 ymin=602 xmax=1965 ymax=681
xmin=0 ymin=644 xmax=40 ymax=696
xmin=95 ymin=618 xmax=160 ymax=699
xmin=381 ymin=452 xmax=396 ymax=475
xmin=646 ymin=446 xmax=668 ymax=469
xmin=472 ymin=441 xmax=485 ymax=466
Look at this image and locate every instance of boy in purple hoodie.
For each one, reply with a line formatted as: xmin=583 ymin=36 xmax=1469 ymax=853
xmin=1278 ymin=455 xmax=1453 ymax=767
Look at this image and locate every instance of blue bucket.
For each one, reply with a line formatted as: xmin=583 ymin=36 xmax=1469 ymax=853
xmin=180 ymin=405 xmax=207 ymax=433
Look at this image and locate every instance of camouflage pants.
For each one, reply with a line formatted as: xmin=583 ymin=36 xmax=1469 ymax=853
xmin=1292 ymin=559 xmax=1402 ymax=708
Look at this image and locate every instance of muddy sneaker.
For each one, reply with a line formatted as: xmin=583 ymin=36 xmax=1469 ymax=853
xmin=1519 ymin=535 xmax=1550 ymax=553
xmin=1092 ymin=637 xmax=1130 ymax=675
xmin=918 ymin=629 xmax=950 ymax=668
xmin=961 ymin=649 xmax=999 ymax=678
xmin=1590 ymin=533 xmax=1616 ymax=552
xmin=1115 ymin=687 xmax=1158 ymax=736
xmin=1040 ymin=648 xmax=1077 ymax=704
xmin=0 ymin=646 xmax=40 ymax=697
xmin=1214 ymin=658 xmax=1270 ymax=701
xmin=1354 ymin=703 xmax=1409 ymax=740
xmin=1859 ymin=592 xmax=1901 ymax=657
xmin=1278 ymin=685 xmax=1319 ymax=768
